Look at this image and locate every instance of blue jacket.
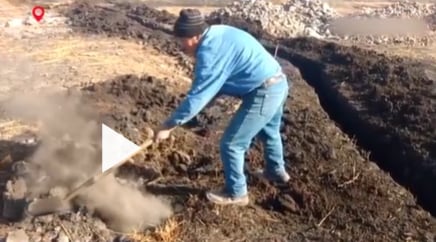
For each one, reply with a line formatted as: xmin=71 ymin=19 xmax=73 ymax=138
xmin=164 ymin=24 xmax=283 ymax=128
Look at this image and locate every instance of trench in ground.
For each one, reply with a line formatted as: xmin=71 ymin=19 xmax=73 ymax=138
xmin=268 ymin=46 xmax=436 ymax=216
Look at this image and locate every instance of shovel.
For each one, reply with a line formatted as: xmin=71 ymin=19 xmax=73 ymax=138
xmin=26 ymin=138 xmax=154 ymax=216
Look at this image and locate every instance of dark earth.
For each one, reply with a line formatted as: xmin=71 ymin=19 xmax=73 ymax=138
xmin=275 ymin=38 xmax=436 ymax=215
xmin=0 ymin=1 xmax=435 ymax=241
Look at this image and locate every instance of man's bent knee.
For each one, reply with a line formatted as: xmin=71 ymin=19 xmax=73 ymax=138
xmin=220 ymin=137 xmax=249 ymax=156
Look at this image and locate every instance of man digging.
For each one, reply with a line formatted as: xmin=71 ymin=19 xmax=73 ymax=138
xmin=154 ymin=9 xmax=291 ymax=206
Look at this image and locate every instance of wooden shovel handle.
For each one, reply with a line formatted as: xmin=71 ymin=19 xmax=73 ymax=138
xmin=64 ymin=139 xmax=154 ymax=201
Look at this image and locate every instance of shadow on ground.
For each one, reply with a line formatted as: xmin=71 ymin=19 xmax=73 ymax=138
xmin=0 ymin=138 xmax=39 ymax=222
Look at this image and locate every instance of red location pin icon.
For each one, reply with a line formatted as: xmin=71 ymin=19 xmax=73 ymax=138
xmin=32 ymin=6 xmax=45 ymax=22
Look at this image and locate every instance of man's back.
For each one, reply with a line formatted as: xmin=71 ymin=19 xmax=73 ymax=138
xmin=196 ymin=25 xmax=282 ymax=96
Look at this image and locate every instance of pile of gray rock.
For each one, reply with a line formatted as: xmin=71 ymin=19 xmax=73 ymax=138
xmin=208 ymin=0 xmax=338 ymax=38
xmin=341 ymin=1 xmax=436 ymax=46
xmin=209 ymin=0 xmax=436 ymax=47
xmin=358 ymin=1 xmax=435 ymax=20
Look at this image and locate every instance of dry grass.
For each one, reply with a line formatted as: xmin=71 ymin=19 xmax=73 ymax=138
xmin=0 ymin=34 xmax=190 ymax=91
xmin=376 ymin=44 xmax=436 ymax=61
xmin=128 ymin=217 xmax=182 ymax=242
xmin=23 ymin=36 xmax=188 ymax=81
xmin=336 ymin=38 xmax=436 ymax=62
xmin=0 ymin=1 xmax=191 ymax=140
xmin=0 ymin=119 xmax=38 ymax=139
xmin=0 ymin=0 xmax=26 ymax=20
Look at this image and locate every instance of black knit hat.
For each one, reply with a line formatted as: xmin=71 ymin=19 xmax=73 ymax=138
xmin=173 ymin=9 xmax=207 ymax=38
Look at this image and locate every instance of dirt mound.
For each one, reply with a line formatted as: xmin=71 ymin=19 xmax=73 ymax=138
xmin=75 ymin=66 xmax=436 ymax=240
xmin=1 ymin=2 xmax=434 ymax=240
xmin=2 ymin=62 xmax=435 ymax=241
xmin=81 ymin=74 xmax=229 ymax=142
xmin=0 ymin=89 xmax=173 ymax=237
xmin=61 ymin=1 xmax=272 ymax=41
xmin=210 ymin=12 xmax=436 ymax=216
xmin=58 ymin=1 xmax=279 ymax=73
xmin=63 ymin=1 xmax=175 ymax=39
xmin=264 ymin=37 xmax=436 ymax=216
xmin=60 ymin=1 xmax=193 ymax=71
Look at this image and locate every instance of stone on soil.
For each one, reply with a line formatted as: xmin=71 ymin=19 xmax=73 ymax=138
xmin=3 ymin=178 xmax=27 ymax=220
xmin=57 ymin=232 xmax=69 ymax=242
xmin=209 ymin=0 xmax=435 ymax=46
xmin=5 ymin=18 xmax=23 ymax=28
xmin=209 ymin=0 xmax=337 ymax=38
xmin=6 ymin=229 xmax=29 ymax=242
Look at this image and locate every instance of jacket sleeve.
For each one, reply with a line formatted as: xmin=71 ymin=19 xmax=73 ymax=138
xmin=164 ymin=46 xmax=229 ymax=128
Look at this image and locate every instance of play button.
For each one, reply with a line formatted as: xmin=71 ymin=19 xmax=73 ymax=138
xmin=101 ymin=123 xmax=141 ymax=173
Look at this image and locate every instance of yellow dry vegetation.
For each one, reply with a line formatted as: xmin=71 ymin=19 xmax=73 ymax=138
xmin=0 ymin=33 xmax=190 ymax=138
xmin=0 ymin=119 xmax=39 ymax=139
xmin=127 ymin=217 xmax=182 ymax=242
xmin=20 ymin=36 xmax=188 ymax=83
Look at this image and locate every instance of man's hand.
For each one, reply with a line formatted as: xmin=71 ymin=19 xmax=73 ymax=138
xmin=154 ymin=125 xmax=175 ymax=142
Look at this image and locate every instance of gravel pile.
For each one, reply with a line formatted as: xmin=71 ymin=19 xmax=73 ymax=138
xmin=342 ymin=1 xmax=436 ymax=46
xmin=209 ymin=0 xmax=436 ymax=47
xmin=358 ymin=1 xmax=436 ymax=31
xmin=358 ymin=1 xmax=435 ymax=20
xmin=208 ymin=0 xmax=338 ymax=38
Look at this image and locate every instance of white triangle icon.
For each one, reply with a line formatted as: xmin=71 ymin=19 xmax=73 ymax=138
xmin=101 ymin=123 xmax=140 ymax=173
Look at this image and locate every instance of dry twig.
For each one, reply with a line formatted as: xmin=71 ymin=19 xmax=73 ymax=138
xmin=316 ymin=206 xmax=335 ymax=228
xmin=338 ymin=161 xmax=360 ymax=187
xmin=338 ymin=172 xmax=360 ymax=187
xmin=59 ymin=221 xmax=73 ymax=241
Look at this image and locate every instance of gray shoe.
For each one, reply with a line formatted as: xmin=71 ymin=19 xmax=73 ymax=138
xmin=206 ymin=190 xmax=249 ymax=206
xmin=253 ymin=169 xmax=290 ymax=183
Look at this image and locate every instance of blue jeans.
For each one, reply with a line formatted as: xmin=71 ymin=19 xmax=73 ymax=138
xmin=220 ymin=76 xmax=289 ymax=197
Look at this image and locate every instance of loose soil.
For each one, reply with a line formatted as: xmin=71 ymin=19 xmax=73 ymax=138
xmin=59 ymin=63 xmax=436 ymax=241
xmin=271 ymin=38 xmax=436 ymax=216
xmin=210 ymin=5 xmax=436 ymax=213
xmin=60 ymin=1 xmax=191 ymax=70
xmin=0 ymin=1 xmax=435 ymax=242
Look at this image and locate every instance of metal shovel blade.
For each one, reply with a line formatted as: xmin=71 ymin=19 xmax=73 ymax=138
xmin=26 ymin=197 xmax=72 ymax=216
